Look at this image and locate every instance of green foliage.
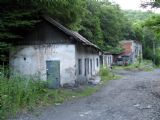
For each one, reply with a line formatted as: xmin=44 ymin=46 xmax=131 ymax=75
xmin=105 ymin=45 xmax=124 ymax=54
xmin=0 ymin=42 xmax=11 ymax=62
xmin=99 ymin=3 xmax=128 ymax=47
xmin=0 ymin=0 xmax=141 ymax=56
xmin=0 ymin=73 xmax=97 ymax=119
xmin=124 ymin=10 xmax=156 ymax=23
xmin=79 ymin=11 xmax=104 ymax=47
xmin=47 ymin=0 xmax=87 ymax=31
xmin=114 ymin=60 xmax=154 ymax=71
xmin=124 ymin=10 xmax=158 ymax=41
xmin=0 ymin=0 xmax=87 ymax=41
xmin=99 ymin=66 xmax=116 ymax=82
xmin=141 ymin=0 xmax=160 ymax=8
xmin=124 ymin=9 xmax=160 ymax=65
xmin=144 ymin=15 xmax=160 ymax=33
xmin=0 ymin=0 xmax=87 ymax=63
xmin=125 ymin=60 xmax=154 ymax=71
xmin=80 ymin=0 xmax=132 ymax=52
xmin=142 ymin=14 xmax=160 ymax=65
xmin=0 ymin=75 xmax=47 ymax=119
xmin=0 ymin=69 xmax=116 ymax=119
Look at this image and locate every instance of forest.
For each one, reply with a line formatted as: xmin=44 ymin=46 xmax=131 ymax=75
xmin=0 ymin=0 xmax=160 ymax=64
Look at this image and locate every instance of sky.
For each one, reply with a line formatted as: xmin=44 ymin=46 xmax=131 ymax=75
xmin=109 ymin=0 xmax=160 ymax=13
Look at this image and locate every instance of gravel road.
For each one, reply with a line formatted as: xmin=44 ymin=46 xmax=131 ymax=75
xmin=13 ymin=69 xmax=160 ymax=120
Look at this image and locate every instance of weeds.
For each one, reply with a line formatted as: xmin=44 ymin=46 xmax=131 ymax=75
xmin=113 ymin=60 xmax=154 ymax=71
xmin=99 ymin=66 xmax=117 ymax=82
xmin=0 ymin=75 xmax=47 ymax=120
xmin=0 ymin=66 xmax=117 ymax=119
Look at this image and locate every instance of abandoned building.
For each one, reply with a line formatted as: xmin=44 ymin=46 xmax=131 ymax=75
xmin=10 ymin=16 xmax=102 ymax=88
xmin=117 ymin=40 xmax=142 ymax=65
xmin=103 ymin=52 xmax=113 ymax=67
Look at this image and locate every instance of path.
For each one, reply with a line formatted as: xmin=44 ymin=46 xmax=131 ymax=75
xmin=13 ymin=69 xmax=160 ymax=120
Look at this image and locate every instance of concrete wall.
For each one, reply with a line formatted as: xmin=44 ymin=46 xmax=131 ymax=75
xmin=75 ymin=45 xmax=100 ymax=84
xmin=10 ymin=44 xmax=76 ymax=86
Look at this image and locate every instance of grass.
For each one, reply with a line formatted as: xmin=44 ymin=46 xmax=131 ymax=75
xmin=113 ymin=60 xmax=154 ymax=72
xmin=0 ymin=67 xmax=117 ymax=120
xmin=0 ymin=75 xmax=48 ymax=120
xmin=99 ymin=66 xmax=119 ymax=82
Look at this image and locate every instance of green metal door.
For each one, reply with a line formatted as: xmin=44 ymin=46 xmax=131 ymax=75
xmin=46 ymin=61 xmax=60 ymax=88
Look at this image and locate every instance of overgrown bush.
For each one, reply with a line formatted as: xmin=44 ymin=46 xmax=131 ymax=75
xmin=0 ymin=66 xmax=118 ymax=119
xmin=124 ymin=60 xmax=154 ymax=71
xmin=0 ymin=73 xmax=47 ymax=120
xmin=99 ymin=66 xmax=115 ymax=82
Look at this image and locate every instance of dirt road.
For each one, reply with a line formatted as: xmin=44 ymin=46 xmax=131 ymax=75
xmin=13 ymin=69 xmax=160 ymax=120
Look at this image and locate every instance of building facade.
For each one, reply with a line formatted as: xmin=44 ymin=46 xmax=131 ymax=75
xmin=103 ymin=52 xmax=113 ymax=67
xmin=10 ymin=16 xmax=101 ymax=88
xmin=118 ymin=40 xmax=143 ymax=65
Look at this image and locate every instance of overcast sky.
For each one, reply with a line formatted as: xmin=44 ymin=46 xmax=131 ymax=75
xmin=109 ymin=0 xmax=160 ymax=13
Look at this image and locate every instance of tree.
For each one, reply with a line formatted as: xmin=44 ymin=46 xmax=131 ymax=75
xmin=0 ymin=0 xmax=87 ymax=42
xmin=144 ymin=15 xmax=160 ymax=33
xmin=0 ymin=0 xmax=87 ymax=64
xmin=143 ymin=14 xmax=160 ymax=65
xmin=141 ymin=0 xmax=160 ymax=8
xmin=124 ymin=10 xmax=155 ymax=23
xmin=80 ymin=0 xmax=132 ymax=53
xmin=79 ymin=0 xmax=104 ymax=48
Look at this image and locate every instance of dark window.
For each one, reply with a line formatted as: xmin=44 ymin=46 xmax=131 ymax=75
xmin=85 ymin=58 xmax=89 ymax=76
xmin=78 ymin=59 xmax=82 ymax=75
xmin=90 ymin=59 xmax=92 ymax=75
xmin=97 ymin=58 xmax=99 ymax=67
xmin=87 ymin=59 xmax=89 ymax=74
xmin=85 ymin=58 xmax=87 ymax=76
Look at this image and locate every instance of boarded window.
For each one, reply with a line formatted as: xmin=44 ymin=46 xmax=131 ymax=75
xmin=78 ymin=59 xmax=82 ymax=75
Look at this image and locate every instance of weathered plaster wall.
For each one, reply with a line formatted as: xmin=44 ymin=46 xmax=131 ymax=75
xmin=10 ymin=44 xmax=76 ymax=86
xmin=104 ymin=55 xmax=113 ymax=67
xmin=75 ymin=45 xmax=100 ymax=84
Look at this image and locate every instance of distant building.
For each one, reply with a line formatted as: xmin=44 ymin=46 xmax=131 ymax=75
xmin=117 ymin=40 xmax=142 ymax=65
xmin=10 ymin=16 xmax=102 ymax=88
xmin=103 ymin=52 xmax=113 ymax=67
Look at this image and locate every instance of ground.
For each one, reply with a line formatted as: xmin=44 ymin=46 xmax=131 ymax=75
xmin=12 ymin=69 xmax=160 ymax=120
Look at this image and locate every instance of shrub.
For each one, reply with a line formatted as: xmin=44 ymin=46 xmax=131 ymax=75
xmin=99 ymin=66 xmax=115 ymax=82
xmin=0 ymin=74 xmax=47 ymax=120
xmin=123 ymin=60 xmax=154 ymax=71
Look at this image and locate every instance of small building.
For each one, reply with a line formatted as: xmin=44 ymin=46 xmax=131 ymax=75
xmin=118 ymin=40 xmax=142 ymax=64
xmin=103 ymin=52 xmax=113 ymax=67
xmin=9 ymin=16 xmax=101 ymax=88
